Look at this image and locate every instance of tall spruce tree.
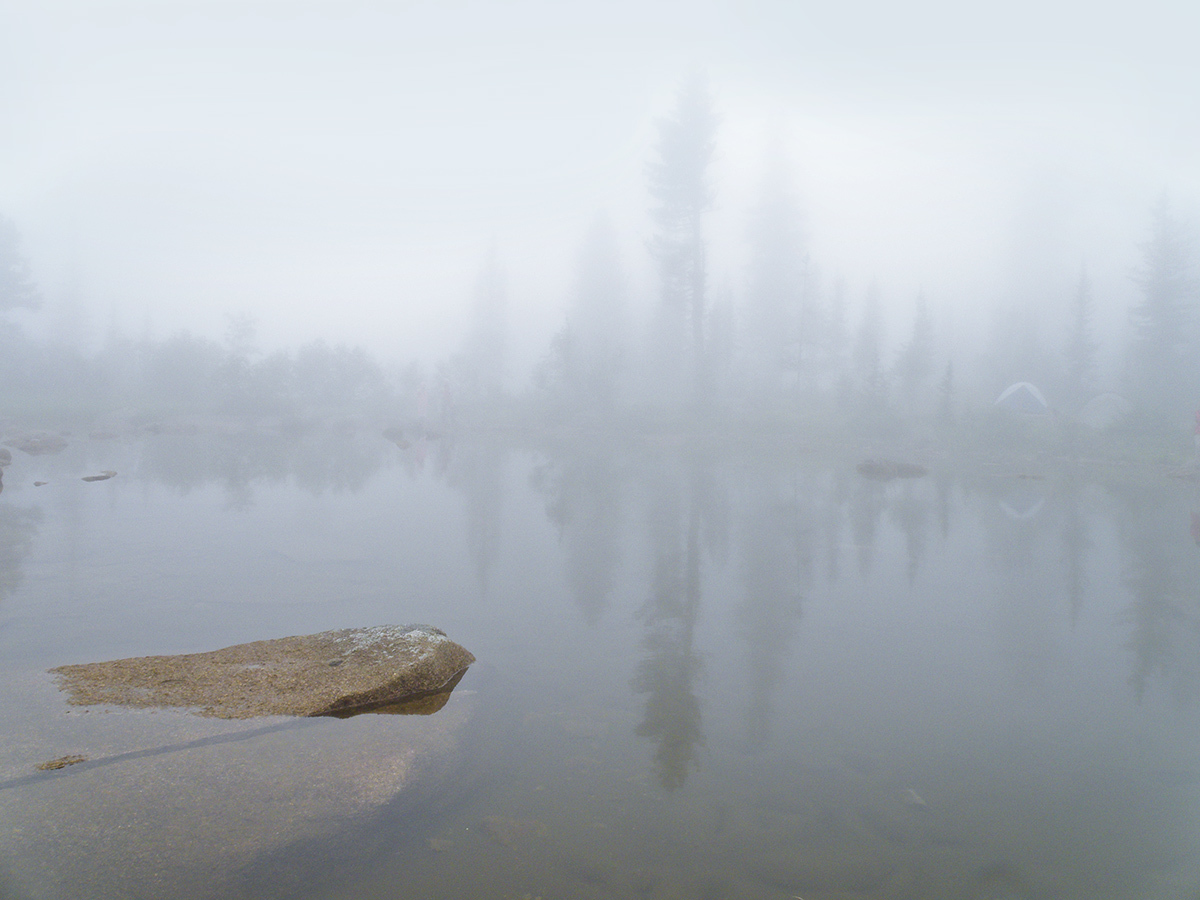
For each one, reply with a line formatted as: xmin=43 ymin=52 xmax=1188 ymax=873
xmin=564 ymin=214 xmax=626 ymax=408
xmin=894 ymin=292 xmax=934 ymax=415
xmin=647 ymin=75 xmax=718 ymax=401
xmin=1126 ymin=197 xmax=1196 ymax=423
xmin=0 ymin=215 xmax=40 ymax=314
xmin=744 ymin=153 xmax=805 ymax=399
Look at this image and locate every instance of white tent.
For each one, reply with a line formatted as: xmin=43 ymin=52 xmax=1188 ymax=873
xmin=994 ymin=382 xmax=1049 ymax=415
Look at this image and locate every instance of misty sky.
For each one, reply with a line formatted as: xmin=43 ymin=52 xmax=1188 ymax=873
xmin=2 ymin=0 xmax=1197 ymax=368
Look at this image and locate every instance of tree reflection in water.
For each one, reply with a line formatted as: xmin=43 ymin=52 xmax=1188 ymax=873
xmin=633 ymin=461 xmax=707 ymax=790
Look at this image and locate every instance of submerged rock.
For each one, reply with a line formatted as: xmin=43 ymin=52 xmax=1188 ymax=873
xmin=50 ymin=624 xmax=475 ymax=719
xmin=81 ymin=470 xmax=117 ymax=483
xmin=1 ymin=671 xmax=478 ymax=900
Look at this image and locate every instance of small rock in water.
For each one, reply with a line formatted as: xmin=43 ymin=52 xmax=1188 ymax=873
xmin=81 ymin=470 xmax=118 ymax=483
xmin=33 ymin=481 xmax=48 ymax=487
xmin=36 ymin=754 xmax=88 ymax=771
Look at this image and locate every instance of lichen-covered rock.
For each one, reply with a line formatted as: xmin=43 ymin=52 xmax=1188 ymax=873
xmin=50 ymin=624 xmax=475 ymax=719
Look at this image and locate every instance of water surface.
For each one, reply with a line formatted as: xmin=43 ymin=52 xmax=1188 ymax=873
xmin=2 ymin=429 xmax=1199 ymax=899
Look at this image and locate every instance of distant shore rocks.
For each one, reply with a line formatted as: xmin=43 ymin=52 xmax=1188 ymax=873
xmin=856 ymin=459 xmax=929 ymax=481
xmin=4 ymin=432 xmax=68 ymax=456
xmin=51 ymin=624 xmax=475 ymax=719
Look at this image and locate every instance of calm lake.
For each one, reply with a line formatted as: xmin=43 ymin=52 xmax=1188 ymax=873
xmin=2 ymin=427 xmax=1200 ymax=899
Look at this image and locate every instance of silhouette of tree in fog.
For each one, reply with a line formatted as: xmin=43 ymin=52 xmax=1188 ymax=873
xmin=1063 ymin=266 xmax=1098 ymax=409
xmin=937 ymin=361 xmax=955 ymax=426
xmin=1125 ymin=197 xmax=1197 ymax=423
xmin=219 ymin=313 xmax=260 ymax=413
xmin=634 ymin=464 xmax=707 ymax=790
xmin=647 ymin=75 xmax=718 ymax=402
xmin=145 ymin=332 xmax=223 ymax=409
xmin=743 ymin=154 xmax=807 ymax=400
xmin=853 ymin=281 xmax=887 ymax=415
xmin=822 ymin=276 xmax=850 ymax=395
xmin=981 ymin=302 xmax=1054 ymax=402
xmin=894 ymin=292 xmax=934 ymax=416
xmin=0 ymin=215 xmax=40 ymax=314
xmin=537 ymin=216 xmax=627 ymax=412
xmin=458 ymin=249 xmax=508 ymax=407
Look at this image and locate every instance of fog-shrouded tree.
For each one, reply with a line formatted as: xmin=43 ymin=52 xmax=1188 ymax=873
xmin=821 ymin=275 xmax=849 ymax=388
xmin=458 ymin=248 xmax=508 ymax=407
xmin=853 ymin=280 xmax=887 ymax=415
xmin=894 ymin=291 xmax=934 ymax=416
xmin=1063 ymin=265 xmax=1098 ymax=409
xmin=0 ymin=215 xmax=40 ymax=315
xmin=647 ymin=74 xmax=718 ymax=403
xmin=981 ymin=300 xmax=1054 ymax=403
xmin=743 ymin=152 xmax=807 ymax=400
xmin=1125 ymin=197 xmax=1196 ymax=424
xmin=219 ymin=313 xmax=260 ymax=412
xmin=541 ymin=214 xmax=627 ymax=412
xmin=937 ymin=360 xmax=956 ymax=425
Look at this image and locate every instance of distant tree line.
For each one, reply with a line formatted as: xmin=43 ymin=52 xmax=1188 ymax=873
xmin=530 ymin=77 xmax=1199 ymax=443
xmin=2 ymin=79 xmax=1198 ymax=444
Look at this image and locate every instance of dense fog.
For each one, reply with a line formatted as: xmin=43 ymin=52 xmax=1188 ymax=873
xmin=2 ymin=0 xmax=1198 ymax=438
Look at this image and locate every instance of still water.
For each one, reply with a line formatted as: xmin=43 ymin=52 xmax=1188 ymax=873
xmin=2 ymin=427 xmax=1200 ymax=899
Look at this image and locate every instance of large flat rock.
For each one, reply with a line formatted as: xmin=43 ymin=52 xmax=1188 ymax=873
xmin=0 ymin=683 xmax=478 ymax=900
xmin=50 ymin=624 xmax=475 ymax=718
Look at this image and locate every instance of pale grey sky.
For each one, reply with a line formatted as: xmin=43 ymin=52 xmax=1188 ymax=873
xmin=1 ymin=0 xmax=1197 ymax=368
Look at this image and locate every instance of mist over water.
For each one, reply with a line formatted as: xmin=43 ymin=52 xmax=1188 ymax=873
xmin=3 ymin=3 xmax=1200 ymax=898
xmin=2 ymin=434 xmax=1200 ymax=897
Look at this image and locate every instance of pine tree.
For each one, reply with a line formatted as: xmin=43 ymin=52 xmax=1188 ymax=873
xmin=1126 ymin=197 xmax=1196 ymax=421
xmin=744 ymin=152 xmax=805 ymax=397
xmin=564 ymin=214 xmax=626 ymax=408
xmin=461 ymin=248 xmax=508 ymax=404
xmin=0 ymin=215 xmax=40 ymax=313
xmin=853 ymin=281 xmax=886 ymax=409
xmin=894 ymin=292 xmax=933 ymax=414
xmin=648 ymin=75 xmax=718 ymax=401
